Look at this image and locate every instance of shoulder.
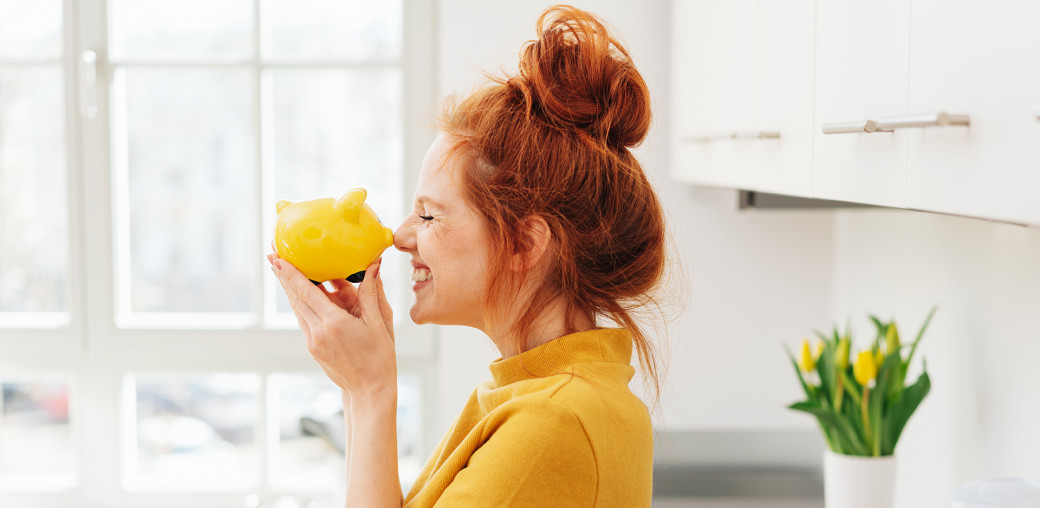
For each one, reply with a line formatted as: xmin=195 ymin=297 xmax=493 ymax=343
xmin=490 ymin=372 xmax=651 ymax=442
xmin=488 ymin=393 xmax=593 ymax=443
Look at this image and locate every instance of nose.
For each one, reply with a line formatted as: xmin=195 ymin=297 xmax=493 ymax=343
xmin=393 ymin=218 xmax=416 ymax=253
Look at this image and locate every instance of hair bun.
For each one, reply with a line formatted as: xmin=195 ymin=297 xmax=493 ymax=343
xmin=516 ymin=5 xmax=651 ymax=149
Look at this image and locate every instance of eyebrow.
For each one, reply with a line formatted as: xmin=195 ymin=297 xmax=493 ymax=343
xmin=415 ymin=195 xmax=446 ymax=208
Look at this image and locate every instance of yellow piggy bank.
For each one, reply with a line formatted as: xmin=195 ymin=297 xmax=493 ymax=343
xmin=274 ymin=188 xmax=394 ymax=283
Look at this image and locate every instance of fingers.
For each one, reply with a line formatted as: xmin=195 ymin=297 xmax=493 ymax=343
xmin=271 ymin=259 xmax=342 ymax=324
xmin=326 ymin=279 xmax=362 ymax=313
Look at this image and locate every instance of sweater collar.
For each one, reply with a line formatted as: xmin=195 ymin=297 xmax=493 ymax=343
xmin=488 ymin=328 xmax=633 ymax=387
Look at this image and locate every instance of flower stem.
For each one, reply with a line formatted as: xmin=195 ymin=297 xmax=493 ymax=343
xmin=861 ymin=385 xmax=872 ymax=452
xmin=835 ymin=375 xmax=844 ymax=412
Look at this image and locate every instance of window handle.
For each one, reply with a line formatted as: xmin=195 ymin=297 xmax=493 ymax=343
xmin=80 ymin=50 xmax=98 ymax=120
xmin=821 ymin=120 xmax=891 ymax=134
xmin=684 ymin=131 xmax=781 ymax=142
xmin=875 ymin=112 xmax=970 ymax=130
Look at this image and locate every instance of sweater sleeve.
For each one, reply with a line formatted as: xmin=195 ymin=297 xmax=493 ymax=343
xmin=433 ymin=398 xmax=598 ymax=507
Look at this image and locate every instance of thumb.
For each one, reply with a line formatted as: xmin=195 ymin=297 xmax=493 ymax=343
xmin=375 ymin=269 xmax=394 ymax=342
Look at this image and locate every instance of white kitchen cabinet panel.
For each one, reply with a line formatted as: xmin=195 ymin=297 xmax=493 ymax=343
xmin=671 ymin=0 xmax=814 ymax=197
xmin=813 ymin=0 xmax=910 ymax=208
xmin=672 ymin=0 xmax=759 ymax=190
xmin=752 ymin=0 xmax=815 ymax=197
xmin=906 ymin=1 xmax=1040 ymax=225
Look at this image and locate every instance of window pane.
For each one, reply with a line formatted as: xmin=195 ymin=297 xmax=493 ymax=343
xmin=260 ymin=0 xmax=401 ymax=60
xmin=268 ymin=373 xmax=423 ymax=490
xmin=0 ymin=68 xmax=68 ymax=317
xmin=265 ymin=68 xmax=402 ymax=317
xmin=0 ymin=0 xmax=62 ymax=59
xmin=0 ymin=379 xmax=74 ymax=490
xmin=109 ymin=0 xmax=253 ymax=60
xmin=397 ymin=374 xmax=423 ymax=486
xmin=267 ymin=68 xmax=402 ymax=214
xmin=268 ymin=373 xmax=341 ymax=489
xmin=127 ymin=373 xmax=260 ymax=490
xmin=115 ymin=67 xmax=256 ymax=316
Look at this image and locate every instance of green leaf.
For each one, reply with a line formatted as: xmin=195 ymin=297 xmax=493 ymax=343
xmin=790 ymin=402 xmax=869 ymax=456
xmin=869 ymin=361 xmax=892 ymax=456
xmin=813 ymin=329 xmax=831 ymax=343
xmin=840 ymin=370 xmax=863 ymax=407
xmin=906 ymin=306 xmax=938 ymax=368
xmin=784 ymin=343 xmax=815 ymax=402
xmin=787 ymin=399 xmax=831 ymax=449
xmin=816 ymin=340 xmax=838 ymax=409
xmin=841 ymin=392 xmax=865 ymax=445
xmin=886 ymin=351 xmax=906 ymax=405
xmin=882 ymin=367 xmax=931 ymax=455
xmin=868 ymin=315 xmax=885 ymax=336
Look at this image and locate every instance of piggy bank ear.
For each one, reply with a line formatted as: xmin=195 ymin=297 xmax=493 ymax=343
xmin=334 ymin=188 xmax=367 ymax=223
xmin=276 ymin=200 xmax=293 ymax=214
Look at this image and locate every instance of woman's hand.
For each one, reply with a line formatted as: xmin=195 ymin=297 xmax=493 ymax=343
xmin=268 ymin=253 xmax=397 ymax=399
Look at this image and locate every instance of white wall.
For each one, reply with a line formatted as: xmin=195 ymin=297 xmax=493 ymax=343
xmin=431 ymin=0 xmax=836 ymax=438
xmin=832 ymin=209 xmax=1040 ymax=507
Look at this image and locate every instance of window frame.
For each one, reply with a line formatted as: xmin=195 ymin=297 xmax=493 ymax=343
xmin=0 ymin=0 xmax=439 ymax=505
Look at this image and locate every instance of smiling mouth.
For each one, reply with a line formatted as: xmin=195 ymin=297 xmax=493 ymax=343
xmin=411 ymin=267 xmax=432 ymax=283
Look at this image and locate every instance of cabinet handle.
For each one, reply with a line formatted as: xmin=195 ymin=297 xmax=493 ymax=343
xmin=821 ymin=120 xmax=890 ymax=134
xmin=876 ymin=112 xmax=970 ymax=130
xmin=685 ymin=131 xmax=781 ymax=142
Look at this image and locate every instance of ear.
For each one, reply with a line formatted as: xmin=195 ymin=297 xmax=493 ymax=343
xmin=334 ymin=188 xmax=367 ymax=223
xmin=511 ymin=215 xmax=553 ymax=272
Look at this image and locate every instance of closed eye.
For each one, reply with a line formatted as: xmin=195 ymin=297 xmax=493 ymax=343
xmin=419 ymin=215 xmax=434 ymax=222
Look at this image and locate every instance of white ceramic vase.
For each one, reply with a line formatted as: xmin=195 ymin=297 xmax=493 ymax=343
xmin=823 ymin=450 xmax=897 ymax=508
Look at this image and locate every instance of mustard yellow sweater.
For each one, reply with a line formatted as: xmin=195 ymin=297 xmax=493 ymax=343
xmin=403 ymin=328 xmax=653 ymax=507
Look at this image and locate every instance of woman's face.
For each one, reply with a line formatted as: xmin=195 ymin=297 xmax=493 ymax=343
xmin=393 ymin=135 xmax=492 ymax=329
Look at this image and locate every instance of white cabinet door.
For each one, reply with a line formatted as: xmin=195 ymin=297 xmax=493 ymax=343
xmin=753 ymin=0 xmax=815 ymax=197
xmin=813 ymin=0 xmax=910 ymax=207
xmin=671 ymin=0 xmax=815 ymax=197
xmin=906 ymin=1 xmax=1040 ymax=225
xmin=671 ymin=0 xmax=759 ymax=189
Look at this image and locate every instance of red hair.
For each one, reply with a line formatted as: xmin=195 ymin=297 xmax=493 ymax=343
xmin=438 ymin=5 xmax=666 ymax=401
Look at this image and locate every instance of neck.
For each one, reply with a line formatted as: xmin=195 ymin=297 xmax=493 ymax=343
xmin=487 ymin=295 xmax=596 ymax=359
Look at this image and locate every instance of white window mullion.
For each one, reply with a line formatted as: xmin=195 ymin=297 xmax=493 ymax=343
xmin=74 ymin=0 xmax=125 ymax=506
xmin=251 ymin=0 xmax=265 ymax=330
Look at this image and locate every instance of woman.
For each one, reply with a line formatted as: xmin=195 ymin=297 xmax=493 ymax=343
xmin=269 ymin=5 xmax=666 ymax=507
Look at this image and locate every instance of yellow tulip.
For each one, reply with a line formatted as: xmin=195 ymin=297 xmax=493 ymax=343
xmin=835 ymin=339 xmax=850 ymax=370
xmin=885 ymin=323 xmax=901 ymax=357
xmin=799 ymin=338 xmax=816 ymax=372
xmin=854 ymin=350 xmax=878 ymax=386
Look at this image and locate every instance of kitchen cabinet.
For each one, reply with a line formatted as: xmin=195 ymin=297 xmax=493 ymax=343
xmin=812 ymin=0 xmax=910 ymax=208
xmin=905 ymin=0 xmax=1040 ymax=225
xmin=671 ymin=1 xmax=1040 ymax=226
xmin=671 ymin=0 xmax=815 ymax=198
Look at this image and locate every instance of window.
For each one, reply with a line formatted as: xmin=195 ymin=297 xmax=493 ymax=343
xmin=0 ymin=0 xmax=436 ymax=505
